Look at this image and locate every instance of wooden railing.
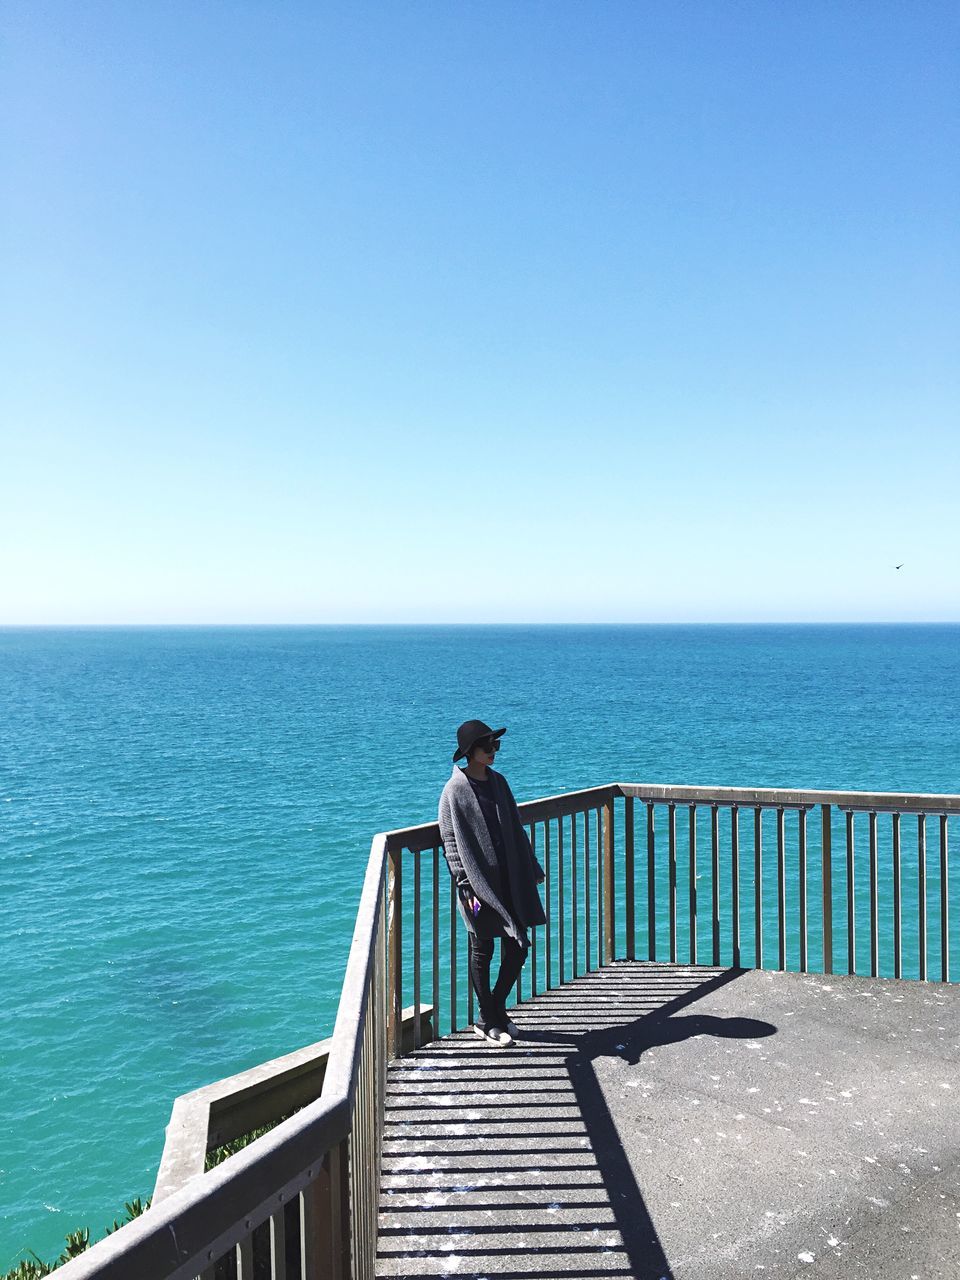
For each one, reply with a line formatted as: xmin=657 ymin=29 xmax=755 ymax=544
xmin=48 ymin=781 xmax=958 ymax=1280
xmin=385 ymin=783 xmax=958 ymax=1052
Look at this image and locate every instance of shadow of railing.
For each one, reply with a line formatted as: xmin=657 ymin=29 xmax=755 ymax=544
xmin=377 ymin=962 xmax=774 ymax=1279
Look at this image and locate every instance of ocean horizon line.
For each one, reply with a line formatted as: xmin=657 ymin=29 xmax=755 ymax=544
xmin=1 ymin=619 xmax=959 ymax=630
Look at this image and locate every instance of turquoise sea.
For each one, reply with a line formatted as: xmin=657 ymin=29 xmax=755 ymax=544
xmin=2 ymin=624 xmax=959 ymax=1267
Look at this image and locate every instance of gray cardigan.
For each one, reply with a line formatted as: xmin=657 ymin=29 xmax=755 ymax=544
xmin=438 ymin=765 xmax=547 ymax=946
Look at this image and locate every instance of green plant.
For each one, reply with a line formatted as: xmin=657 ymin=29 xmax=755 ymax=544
xmin=4 ymin=1196 xmax=152 ymax=1280
xmin=5 ymin=1114 xmax=291 ymax=1280
xmin=204 ymin=1119 xmax=285 ymax=1170
xmin=104 ymin=1197 xmax=149 ymax=1235
xmin=5 ymin=1261 xmax=52 ymax=1280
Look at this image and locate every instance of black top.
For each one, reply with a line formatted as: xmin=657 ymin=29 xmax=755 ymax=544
xmin=465 ymin=772 xmax=504 ymax=855
xmin=464 ymin=770 xmax=515 ymax=915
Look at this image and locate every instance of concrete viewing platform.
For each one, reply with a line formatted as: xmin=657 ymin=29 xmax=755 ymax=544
xmin=376 ymin=961 xmax=960 ymax=1279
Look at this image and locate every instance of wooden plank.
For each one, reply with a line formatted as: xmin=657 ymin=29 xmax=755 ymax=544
xmin=413 ymin=853 xmax=421 ymax=1051
xmin=712 ymin=805 xmax=721 ymax=966
xmin=571 ymin=808 xmax=580 ymax=975
xmin=269 ymin=1209 xmax=286 ymax=1280
xmin=584 ymin=808 xmax=592 ymax=971
xmin=384 ymin=784 xmax=619 ymax=852
xmin=596 ymin=808 xmax=603 ymax=968
xmin=798 ymin=808 xmax=808 ymax=973
xmin=869 ymin=811 xmax=879 ymax=978
xmin=754 ymin=808 xmax=763 ymax=970
xmin=646 ymin=803 xmax=656 ymax=962
xmin=152 ymin=1096 xmax=209 ymax=1204
xmin=777 ymin=808 xmax=786 ymax=971
xmin=615 ymin=782 xmax=960 ymax=815
xmin=624 ymin=795 xmax=635 ymax=961
xmin=449 ymin=876 xmax=457 ymax=1033
xmin=432 ymin=847 xmax=440 ymax=1039
xmin=236 ymin=1235 xmax=254 ymax=1279
xmin=387 ymin=849 xmax=402 ymax=1060
xmin=731 ymin=806 xmax=741 ymax=968
xmin=390 ymin=782 xmax=960 ymax=855
xmin=940 ymin=815 xmax=950 ymax=984
xmin=918 ymin=814 xmax=927 ymax=981
xmin=667 ymin=803 xmax=677 ymax=963
xmin=689 ymin=805 xmax=698 ymax=966
xmin=822 ymin=804 xmax=833 ymax=975
xmin=603 ymin=796 xmax=615 ymax=964
xmin=893 ymin=812 xmax=902 ymax=979
xmin=558 ymin=812 xmax=565 ymax=983
xmin=530 ymin=823 xmax=538 ymax=995
xmin=545 ymin=818 xmax=553 ymax=987
xmin=846 ymin=811 xmax=856 ymax=975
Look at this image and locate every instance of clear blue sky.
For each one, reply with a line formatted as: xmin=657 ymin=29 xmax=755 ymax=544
xmin=2 ymin=1 xmax=957 ymax=623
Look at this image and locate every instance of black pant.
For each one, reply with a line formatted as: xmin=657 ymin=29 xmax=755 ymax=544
xmin=468 ymin=933 xmax=528 ymax=1028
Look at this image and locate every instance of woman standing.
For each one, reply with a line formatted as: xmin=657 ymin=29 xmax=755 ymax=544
xmin=438 ymin=720 xmax=546 ymax=1045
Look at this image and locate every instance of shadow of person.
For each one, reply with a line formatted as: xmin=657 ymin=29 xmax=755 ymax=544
xmin=506 ymin=967 xmax=778 ymax=1279
xmin=579 ymin=1012 xmax=777 ymax=1066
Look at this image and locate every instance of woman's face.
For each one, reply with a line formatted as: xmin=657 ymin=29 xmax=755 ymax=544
xmin=470 ymin=736 xmax=500 ymax=766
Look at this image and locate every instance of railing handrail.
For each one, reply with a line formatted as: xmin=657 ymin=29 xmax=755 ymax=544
xmin=616 ymin=782 xmax=960 ymax=814
xmin=384 ymin=781 xmax=960 ymax=855
xmin=384 ymin=782 xmax=620 ymax=851
xmin=45 ymin=1094 xmax=348 ymax=1280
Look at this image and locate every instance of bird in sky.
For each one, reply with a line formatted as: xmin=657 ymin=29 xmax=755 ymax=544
xmin=895 ymin=563 xmax=904 ymax=569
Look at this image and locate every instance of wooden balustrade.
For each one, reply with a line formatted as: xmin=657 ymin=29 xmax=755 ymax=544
xmin=48 ymin=781 xmax=957 ymax=1280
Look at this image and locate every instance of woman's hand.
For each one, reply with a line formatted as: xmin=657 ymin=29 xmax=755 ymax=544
xmin=535 ymin=871 xmax=545 ymax=885
xmin=459 ymin=884 xmax=481 ymax=915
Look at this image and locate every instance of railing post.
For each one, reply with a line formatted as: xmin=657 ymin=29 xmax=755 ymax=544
xmin=731 ymin=806 xmax=740 ymax=968
xmin=301 ymin=1137 xmax=349 ymax=1280
xmin=625 ymin=795 xmax=635 ymax=960
xmin=798 ymin=807 xmax=808 ymax=973
xmin=711 ymin=804 xmax=721 ymax=966
xmin=667 ymin=802 xmax=677 ymax=963
xmin=822 ymin=804 xmax=833 ymax=974
xmin=646 ymin=802 xmax=656 ymax=962
xmin=268 ymin=1210 xmax=286 ymax=1280
xmin=776 ymin=807 xmax=786 ymax=971
xmin=387 ymin=848 xmax=402 ymax=1059
xmin=449 ymin=877 xmax=457 ymax=1033
xmin=432 ymin=847 xmax=440 ymax=1037
xmin=892 ymin=812 xmax=902 ymax=979
xmin=236 ymin=1235 xmax=253 ymax=1278
xmin=571 ymin=810 xmax=579 ymax=977
xmin=869 ymin=811 xmax=879 ymax=978
xmin=940 ymin=815 xmax=949 ymax=984
xmin=584 ymin=810 xmax=592 ymax=970
xmin=545 ymin=818 xmax=553 ymax=987
xmin=846 ymin=810 xmax=856 ymax=975
xmin=530 ymin=823 xmax=538 ymax=994
xmin=413 ymin=851 xmax=422 ymax=1049
xmin=918 ymin=814 xmax=927 ymax=981
xmin=558 ymin=814 xmax=565 ymax=984
xmin=603 ymin=794 xmax=615 ymax=963
xmin=690 ymin=804 xmax=698 ymax=965
xmin=753 ymin=807 xmax=762 ymax=970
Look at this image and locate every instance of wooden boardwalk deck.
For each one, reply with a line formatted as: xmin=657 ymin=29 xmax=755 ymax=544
xmin=375 ymin=960 xmax=960 ymax=1279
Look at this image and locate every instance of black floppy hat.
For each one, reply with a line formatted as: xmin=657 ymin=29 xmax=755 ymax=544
xmin=453 ymin=719 xmax=506 ymax=763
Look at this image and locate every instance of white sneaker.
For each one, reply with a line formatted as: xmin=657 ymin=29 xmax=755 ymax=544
xmin=474 ymin=1022 xmax=513 ymax=1046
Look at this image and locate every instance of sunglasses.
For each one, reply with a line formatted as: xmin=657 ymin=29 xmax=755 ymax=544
xmin=476 ymin=737 xmax=501 ymax=753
